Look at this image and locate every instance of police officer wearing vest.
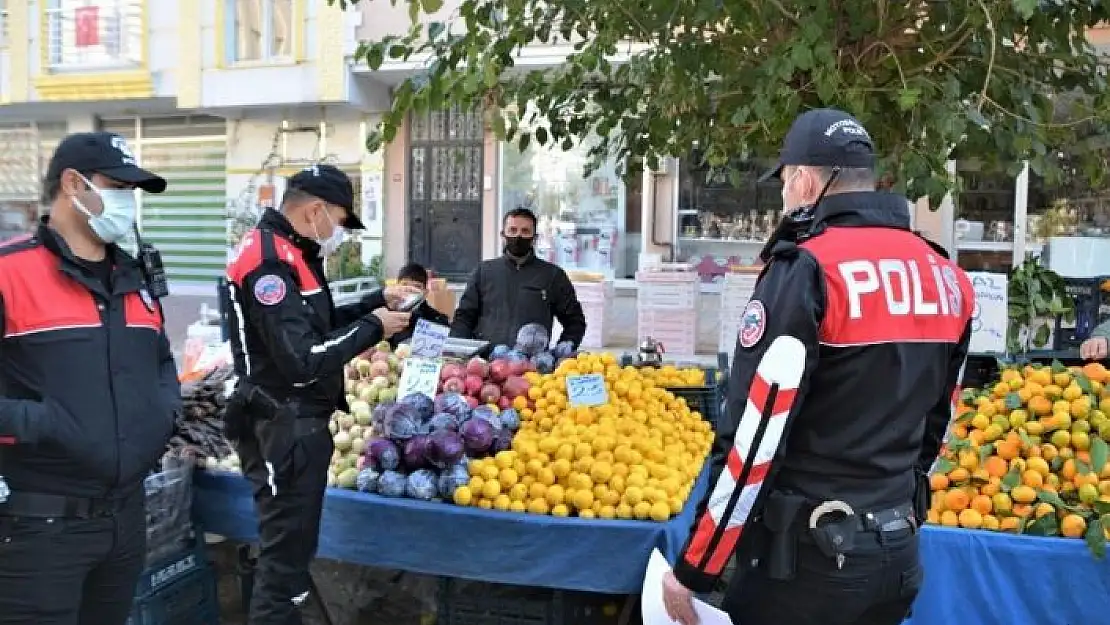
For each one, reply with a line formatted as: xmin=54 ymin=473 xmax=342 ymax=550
xmin=661 ymin=109 xmax=975 ymax=625
xmin=0 ymin=132 xmax=180 ymax=625
xmin=225 ymin=164 xmax=414 ymax=625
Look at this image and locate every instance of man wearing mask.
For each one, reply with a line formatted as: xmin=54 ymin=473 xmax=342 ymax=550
xmin=0 ymin=132 xmax=180 ymax=624
xmin=661 ymin=109 xmax=974 ymax=625
xmin=225 ymin=164 xmax=414 ymax=625
xmin=451 ymin=207 xmax=586 ymax=350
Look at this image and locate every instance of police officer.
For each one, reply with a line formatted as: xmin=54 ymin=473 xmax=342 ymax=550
xmin=225 ymin=164 xmax=413 ymax=625
xmin=662 ymin=109 xmax=974 ymax=625
xmin=0 ymin=132 xmax=180 ymax=624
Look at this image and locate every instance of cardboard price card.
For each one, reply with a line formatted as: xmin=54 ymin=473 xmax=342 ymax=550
xmin=410 ymin=319 xmax=450 ymax=358
xmin=398 ymin=357 xmax=443 ymax=400
xmin=566 ymin=373 xmax=609 ymax=407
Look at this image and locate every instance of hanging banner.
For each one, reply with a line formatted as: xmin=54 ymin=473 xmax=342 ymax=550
xmin=75 ymin=6 xmax=101 ymax=48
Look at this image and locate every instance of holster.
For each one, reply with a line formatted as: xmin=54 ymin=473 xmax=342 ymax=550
xmin=762 ymin=491 xmax=807 ymax=581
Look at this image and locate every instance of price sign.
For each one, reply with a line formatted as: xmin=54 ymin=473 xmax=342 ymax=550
xmin=398 ymin=357 xmax=443 ymax=400
xmin=410 ymin=319 xmax=449 ymax=358
xmin=566 ymin=373 xmax=609 ymax=407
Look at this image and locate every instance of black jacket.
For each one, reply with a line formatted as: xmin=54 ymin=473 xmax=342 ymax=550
xmin=450 ymin=253 xmax=587 ymax=348
xmin=226 ymin=210 xmax=386 ymax=416
xmin=674 ymin=192 xmax=974 ymax=592
xmin=389 ymin=302 xmax=451 ymax=349
xmin=0 ymin=220 xmax=181 ymax=498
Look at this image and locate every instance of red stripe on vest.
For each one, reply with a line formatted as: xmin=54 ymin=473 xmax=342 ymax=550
xmin=0 ymin=435 xmax=16 ymax=445
xmin=227 ymin=229 xmax=322 ymax=291
xmin=0 ymin=247 xmax=102 ymax=338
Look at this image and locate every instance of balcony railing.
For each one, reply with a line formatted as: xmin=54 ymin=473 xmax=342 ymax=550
xmin=44 ymin=1 xmax=143 ymax=71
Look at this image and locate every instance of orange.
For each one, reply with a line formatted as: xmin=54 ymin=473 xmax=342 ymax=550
xmin=1021 ymin=470 xmax=1044 ymax=489
xmin=1028 ymin=396 xmax=1052 ymax=416
xmin=940 ymin=510 xmax=959 ymax=527
xmin=1083 ymin=362 xmax=1108 ymax=383
xmin=943 ymin=489 xmax=970 ymax=512
xmin=995 ymin=441 xmax=1020 ymax=461
xmin=980 ymin=479 xmax=1001 ymax=497
xmin=1011 ymin=485 xmax=1038 ymax=504
xmin=984 ymin=456 xmax=1009 ymax=478
xmin=1033 ymin=502 xmax=1056 ymax=519
xmin=1012 ymin=503 xmax=1033 ymax=518
xmin=970 ymin=494 xmax=993 ymax=515
xmin=1040 ymin=443 xmax=1059 ymax=461
xmin=1060 ymin=514 xmax=1088 ymax=538
xmin=948 ymin=467 xmax=971 ymax=484
xmin=930 ymin=474 xmax=950 ymax=491
xmin=958 ymin=508 xmax=984 ymax=529
xmin=1000 ymin=516 xmax=1022 ymax=532
xmin=991 ymin=492 xmax=1013 ymax=515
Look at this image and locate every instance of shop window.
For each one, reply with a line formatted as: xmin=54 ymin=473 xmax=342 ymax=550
xmin=226 ymin=0 xmax=294 ymax=64
xmin=499 ymin=135 xmax=628 ymax=279
xmin=1028 ymin=163 xmax=1110 ymax=278
xmin=675 ymin=156 xmax=780 ymax=282
xmin=953 ymin=161 xmax=1018 ymax=272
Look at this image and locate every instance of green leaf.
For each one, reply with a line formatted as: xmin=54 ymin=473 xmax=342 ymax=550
xmin=1076 ymin=373 xmax=1094 ymax=394
xmin=948 ymin=438 xmax=971 ymax=451
xmin=789 ymin=44 xmax=814 ymax=71
xmin=1091 ymin=437 xmax=1109 ymax=476
xmin=933 ymin=457 xmax=956 ymax=474
xmin=1001 ymin=467 xmax=1022 ymax=493
xmin=897 ymin=88 xmax=922 ymax=112
xmin=1052 ymin=360 xmax=1068 ymax=374
xmin=1085 ymin=517 xmax=1106 ymax=559
xmin=1050 ymin=455 xmax=1065 ymax=473
xmin=1077 ymin=459 xmax=1093 ymax=476
xmin=1005 ymin=392 xmax=1023 ymax=411
xmin=421 ymin=0 xmax=444 ymax=14
xmin=427 ymin=21 xmax=445 ymax=41
xmin=1036 ymin=489 xmax=1071 ymax=511
xmin=1018 ymin=429 xmax=1035 ymax=449
xmin=1094 ymin=500 xmax=1110 ymax=516
xmin=979 ymin=443 xmax=995 ymax=467
xmin=1033 ymin=324 xmax=1051 ymax=347
xmin=1024 ymin=514 xmax=1059 ymax=537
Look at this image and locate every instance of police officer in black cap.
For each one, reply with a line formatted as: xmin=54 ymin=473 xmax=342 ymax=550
xmin=0 ymin=132 xmax=178 ymax=624
xmin=662 ymin=110 xmax=974 ymax=625
xmin=225 ymin=164 xmax=415 ymax=625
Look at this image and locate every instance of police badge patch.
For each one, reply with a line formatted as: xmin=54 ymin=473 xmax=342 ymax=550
xmin=739 ymin=300 xmax=767 ymax=348
xmin=254 ymin=275 xmax=287 ymax=306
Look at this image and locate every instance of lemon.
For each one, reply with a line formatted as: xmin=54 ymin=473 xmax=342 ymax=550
xmin=572 ymin=489 xmax=595 ymax=511
xmin=494 ymin=450 xmax=516 ymax=470
xmin=623 ymin=486 xmax=644 ymax=506
xmin=551 ymin=504 xmax=570 ymax=517
xmin=510 ymin=500 xmax=527 ymax=513
xmin=537 ymin=467 xmax=557 ymax=486
xmin=527 ymin=498 xmax=550 ymax=515
xmin=469 ymin=476 xmax=485 ymax=493
xmin=481 ymin=465 xmax=500 ymax=481
xmin=481 ymin=480 xmax=501 ymax=499
xmin=579 ymin=509 xmax=597 ymax=519
xmin=499 ymin=468 xmax=519 ymax=489
xmin=649 ymin=501 xmax=671 ymax=522
xmin=633 ymin=501 xmax=652 ymax=520
xmin=590 ymin=462 xmax=613 ymax=484
xmin=546 ymin=484 xmax=566 ymax=506
xmin=453 ymin=486 xmax=473 ymax=506
xmin=468 ymin=460 xmax=484 ymax=477
xmin=477 ymin=498 xmax=493 ymax=509
xmin=494 ymin=494 xmax=512 ymax=511
xmin=598 ymin=505 xmax=617 ymax=519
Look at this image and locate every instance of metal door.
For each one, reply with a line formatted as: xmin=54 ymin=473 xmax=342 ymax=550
xmin=407 ymin=107 xmax=484 ymax=280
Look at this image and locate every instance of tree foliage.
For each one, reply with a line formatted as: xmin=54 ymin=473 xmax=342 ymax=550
xmin=333 ymin=0 xmax=1110 ymax=205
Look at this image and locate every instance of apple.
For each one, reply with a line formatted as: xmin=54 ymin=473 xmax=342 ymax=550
xmin=369 ymin=360 xmax=391 ymax=378
xmin=464 ymin=395 xmax=479 ymax=409
xmin=464 ymin=375 xmax=485 ymax=396
xmin=497 ymin=396 xmax=512 ymax=410
xmin=465 ymin=357 xmax=490 ymax=379
xmin=479 ymin=383 xmax=502 ymax=404
xmin=489 ymin=359 xmax=511 ymax=383
xmin=507 ymin=359 xmax=526 ymax=377
xmin=442 ymin=376 xmax=465 ymax=393
xmin=502 ymin=376 xmax=530 ymax=400
xmin=441 ymin=362 xmax=465 ymax=381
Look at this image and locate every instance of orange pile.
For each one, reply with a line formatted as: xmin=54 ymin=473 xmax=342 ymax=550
xmin=927 ymin=361 xmax=1110 ymax=555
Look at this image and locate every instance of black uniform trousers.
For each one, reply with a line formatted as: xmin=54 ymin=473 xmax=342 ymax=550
xmin=0 ymin=488 xmax=146 ymax=625
xmin=722 ymin=526 xmax=922 ymax=625
xmin=237 ymin=411 xmax=333 ymax=625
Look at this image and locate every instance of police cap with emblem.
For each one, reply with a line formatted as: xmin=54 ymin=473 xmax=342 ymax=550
xmin=287 ymin=164 xmax=365 ymax=230
xmin=760 ymin=108 xmax=876 ymax=181
xmin=46 ymin=132 xmax=167 ymax=194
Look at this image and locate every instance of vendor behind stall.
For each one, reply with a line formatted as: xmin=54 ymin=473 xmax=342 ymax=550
xmin=389 ymin=262 xmax=450 ymax=348
xmin=1080 ymin=321 xmax=1110 ymax=360
xmin=450 ymin=207 xmax=587 ymax=349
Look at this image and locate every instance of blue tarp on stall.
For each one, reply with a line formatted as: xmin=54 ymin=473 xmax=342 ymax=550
xmin=194 ymin=470 xmax=1110 ymax=624
xmin=194 ymin=464 xmax=712 ymax=595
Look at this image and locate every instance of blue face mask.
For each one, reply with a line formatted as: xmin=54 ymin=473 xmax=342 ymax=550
xmin=71 ymin=173 xmax=138 ymax=245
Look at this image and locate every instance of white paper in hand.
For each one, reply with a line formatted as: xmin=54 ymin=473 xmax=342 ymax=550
xmin=642 ymin=548 xmax=734 ymax=625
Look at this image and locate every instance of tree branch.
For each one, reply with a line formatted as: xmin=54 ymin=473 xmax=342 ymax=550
xmin=975 ymin=0 xmax=997 ymax=113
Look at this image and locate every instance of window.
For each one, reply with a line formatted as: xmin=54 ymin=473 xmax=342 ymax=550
xmin=226 ymin=0 xmax=294 ymax=64
xmin=1 ymin=0 xmax=8 ymax=48
xmin=44 ymin=0 xmax=142 ymax=69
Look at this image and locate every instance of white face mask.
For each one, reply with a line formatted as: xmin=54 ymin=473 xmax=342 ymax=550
xmin=313 ymin=208 xmax=346 ymax=258
xmin=780 ymin=169 xmax=803 ymax=214
xmin=71 ymin=173 xmax=138 ymax=245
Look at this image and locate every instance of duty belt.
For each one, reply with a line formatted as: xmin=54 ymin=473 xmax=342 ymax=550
xmin=0 ymin=491 xmax=134 ymax=519
xmin=807 ymin=500 xmax=917 ymax=570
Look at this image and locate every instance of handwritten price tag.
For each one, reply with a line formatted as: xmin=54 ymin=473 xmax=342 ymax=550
xmin=398 ymin=357 xmax=443 ymax=400
xmin=410 ymin=319 xmax=449 ymax=358
xmin=566 ymin=373 xmax=609 ymax=407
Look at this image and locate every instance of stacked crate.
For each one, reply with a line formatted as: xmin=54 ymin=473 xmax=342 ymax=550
xmin=636 ymin=268 xmax=700 ymax=356
xmin=718 ymin=272 xmax=760 ymax=353
xmin=573 ymin=280 xmax=612 ymax=349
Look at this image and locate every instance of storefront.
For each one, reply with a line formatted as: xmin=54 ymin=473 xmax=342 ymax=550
xmin=951 ymin=160 xmax=1110 ymax=278
xmin=498 ymin=133 xmax=642 ymax=279
xmin=0 ymin=121 xmax=68 ymax=241
xmin=100 ymin=115 xmax=230 ymax=288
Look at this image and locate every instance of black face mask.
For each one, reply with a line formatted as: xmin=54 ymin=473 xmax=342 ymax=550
xmin=505 ymin=236 xmax=534 ymax=257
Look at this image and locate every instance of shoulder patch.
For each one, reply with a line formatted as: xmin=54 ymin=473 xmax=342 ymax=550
xmin=739 ymin=299 xmax=767 ymax=349
xmin=253 ymin=274 xmax=287 ymax=306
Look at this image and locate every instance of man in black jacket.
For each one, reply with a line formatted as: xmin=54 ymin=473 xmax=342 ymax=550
xmin=450 ymin=207 xmax=587 ymax=349
xmin=388 ymin=262 xmax=451 ymax=348
xmin=662 ymin=110 xmax=974 ymax=625
xmin=225 ymin=164 xmax=414 ymax=625
xmin=0 ymin=132 xmax=181 ymax=625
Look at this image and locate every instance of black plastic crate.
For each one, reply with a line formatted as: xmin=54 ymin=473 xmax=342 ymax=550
xmin=127 ymin=545 xmax=220 ymax=625
xmin=1053 ymin=276 xmax=1110 ymax=351
xmin=664 ymin=362 xmax=727 ymax=430
xmin=437 ymin=579 xmax=622 ymax=625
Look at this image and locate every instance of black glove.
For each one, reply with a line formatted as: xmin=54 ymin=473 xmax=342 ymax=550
xmin=223 ymin=392 xmax=252 ymax=442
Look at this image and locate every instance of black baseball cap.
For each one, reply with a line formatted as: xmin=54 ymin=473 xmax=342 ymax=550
xmin=760 ymin=108 xmax=876 ymax=181
xmin=46 ymin=132 xmax=167 ymax=193
xmin=287 ymin=164 xmax=365 ymax=230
